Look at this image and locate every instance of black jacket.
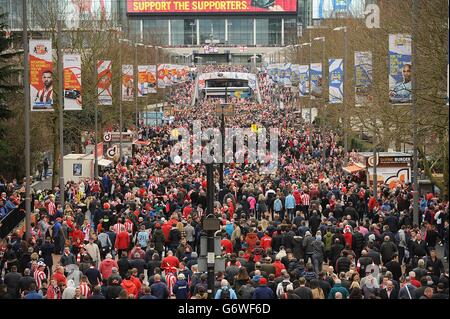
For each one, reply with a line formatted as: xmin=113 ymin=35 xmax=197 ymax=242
xmin=335 ymin=256 xmax=351 ymax=273
xmin=291 ymin=236 xmax=304 ymax=261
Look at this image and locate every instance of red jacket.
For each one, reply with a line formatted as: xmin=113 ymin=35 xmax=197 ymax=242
xmin=260 ymin=235 xmax=272 ymax=250
xmin=71 ymin=229 xmax=84 ymax=248
xmin=272 ymin=260 xmax=286 ymax=278
xmin=115 ymin=231 xmax=130 ymax=250
xmin=121 ymin=279 xmax=138 ymax=298
xmin=162 ymin=223 xmax=172 ymax=244
xmin=161 ymin=255 xmax=180 ymax=271
xmin=343 ymin=232 xmax=353 ymax=249
xmin=52 ymin=272 xmax=67 ymax=286
xmin=245 ymin=232 xmax=258 ymax=252
xmin=221 ymin=239 xmax=233 ymax=254
xmin=99 ymin=258 xmax=119 ymax=279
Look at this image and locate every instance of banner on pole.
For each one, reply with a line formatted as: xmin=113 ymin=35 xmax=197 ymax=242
xmin=355 ymin=51 xmax=373 ymax=106
xmin=63 ymin=54 xmax=82 ymax=110
xmin=97 ymin=60 xmax=112 ymax=105
xmin=122 ymin=64 xmax=134 ymax=101
xmin=389 ymin=34 xmax=412 ymax=104
xmin=329 ymin=58 xmax=344 ymax=104
xmin=299 ymin=65 xmax=310 ymax=97
xmin=310 ymin=63 xmax=323 ymax=99
xmin=138 ymin=65 xmax=148 ymax=97
xmin=157 ymin=64 xmax=191 ymax=88
xmin=147 ymin=65 xmax=157 ymax=94
xmin=30 ymin=39 xmax=53 ymax=111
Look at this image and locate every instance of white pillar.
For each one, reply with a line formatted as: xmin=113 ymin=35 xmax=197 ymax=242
xmin=168 ymin=20 xmax=171 ymax=46
xmin=140 ymin=20 xmax=143 ymax=43
xmin=281 ymin=18 xmax=284 ymax=46
xmin=225 ymin=19 xmax=228 ymax=44
xmin=253 ymin=18 xmax=257 ymax=46
xmin=196 ymin=19 xmax=200 ymax=45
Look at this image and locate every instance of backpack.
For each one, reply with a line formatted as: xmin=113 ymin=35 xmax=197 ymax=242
xmin=220 ymin=286 xmax=231 ymax=299
xmin=281 ymin=281 xmax=290 ymax=293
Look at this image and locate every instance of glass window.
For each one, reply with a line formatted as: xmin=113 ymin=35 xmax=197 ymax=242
xmin=268 ymin=18 xmax=282 ymax=46
xmin=184 ymin=19 xmax=196 ymax=45
xmin=255 ymin=19 xmax=269 ymax=46
xmin=228 ymin=18 xmax=253 ymax=46
xmin=143 ymin=19 xmax=168 ymax=45
xmin=199 ymin=19 xmax=225 ymax=45
xmin=284 ymin=18 xmax=297 ymax=45
xmin=170 ymin=19 xmax=184 ymax=46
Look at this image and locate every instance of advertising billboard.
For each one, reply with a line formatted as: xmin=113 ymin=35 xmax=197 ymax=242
xmin=299 ymin=65 xmax=309 ymax=96
xmin=354 ymin=51 xmax=373 ymax=106
xmin=97 ymin=60 xmax=113 ymax=105
xmin=63 ymin=54 xmax=82 ymax=111
xmin=329 ymin=58 xmax=344 ymax=104
xmin=122 ymin=64 xmax=134 ymax=101
xmin=312 ymin=0 xmax=366 ymax=19
xmin=30 ymin=39 xmax=53 ymax=111
xmin=310 ymin=63 xmax=322 ymax=99
xmin=127 ymin=0 xmax=297 ymax=14
xmin=389 ymin=34 xmax=412 ymax=104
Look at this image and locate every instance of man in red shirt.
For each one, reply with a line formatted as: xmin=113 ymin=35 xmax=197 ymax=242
xmin=260 ymin=231 xmax=272 ymax=251
xmin=71 ymin=225 xmax=85 ymax=255
xmin=161 ymin=250 xmax=180 ymax=272
xmin=115 ymin=225 xmax=130 ymax=257
xmin=272 ymin=256 xmax=286 ymax=278
xmin=221 ymin=235 xmax=233 ymax=254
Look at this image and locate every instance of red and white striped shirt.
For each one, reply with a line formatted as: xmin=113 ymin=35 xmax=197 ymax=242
xmin=48 ymin=201 xmax=56 ymax=216
xmin=113 ymin=222 xmax=123 ymax=234
xmin=79 ymin=283 xmax=91 ymax=298
xmin=301 ymin=193 xmax=310 ymax=206
xmin=124 ymin=220 xmax=134 ymax=233
xmin=165 ymin=272 xmax=177 ymax=297
xmin=34 ymin=270 xmax=46 ymax=290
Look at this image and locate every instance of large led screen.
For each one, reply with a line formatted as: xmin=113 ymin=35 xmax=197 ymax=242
xmin=127 ymin=0 xmax=297 ymax=14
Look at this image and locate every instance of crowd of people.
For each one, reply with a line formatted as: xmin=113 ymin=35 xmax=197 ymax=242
xmin=0 ymin=63 xmax=448 ymax=300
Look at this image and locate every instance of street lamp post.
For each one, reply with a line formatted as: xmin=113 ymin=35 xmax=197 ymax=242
xmin=301 ymin=42 xmax=312 ymax=148
xmin=23 ymin=0 xmax=31 ymax=240
xmin=57 ymin=18 xmax=65 ymax=209
xmin=313 ymin=36 xmax=326 ymax=161
xmin=135 ymin=42 xmax=145 ymax=131
xmin=412 ymin=0 xmax=419 ymax=224
xmin=118 ymin=38 xmax=132 ymax=162
xmin=333 ymin=26 xmax=348 ymax=162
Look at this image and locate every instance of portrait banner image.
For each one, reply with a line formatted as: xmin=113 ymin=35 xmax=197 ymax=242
xmin=310 ymin=63 xmax=323 ymax=99
xmin=30 ymin=39 xmax=53 ymax=111
xmin=354 ymin=51 xmax=373 ymax=106
xmin=157 ymin=64 xmax=169 ymax=88
xmin=329 ymin=58 xmax=344 ymax=104
xmin=290 ymin=64 xmax=301 ymax=86
xmin=147 ymin=65 xmax=157 ymax=93
xmin=138 ymin=65 xmax=148 ymax=97
xmin=312 ymin=0 xmax=366 ymax=19
xmin=389 ymin=34 xmax=412 ymax=104
xmin=63 ymin=54 xmax=82 ymax=110
xmin=97 ymin=60 xmax=113 ymax=105
xmin=299 ymin=65 xmax=310 ymax=97
xmin=127 ymin=0 xmax=297 ymax=14
xmin=122 ymin=64 xmax=134 ymax=101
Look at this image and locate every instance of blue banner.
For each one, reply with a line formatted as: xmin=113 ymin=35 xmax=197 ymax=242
xmin=299 ymin=65 xmax=310 ymax=96
xmin=329 ymin=58 xmax=344 ymax=104
xmin=389 ymin=34 xmax=412 ymax=104
xmin=354 ymin=51 xmax=373 ymax=106
xmin=310 ymin=63 xmax=323 ymax=99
